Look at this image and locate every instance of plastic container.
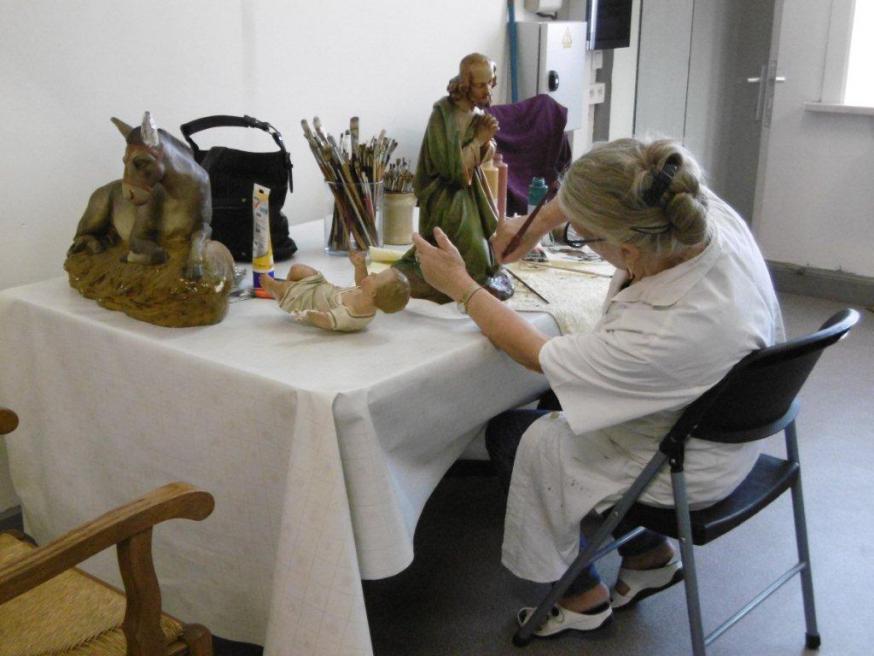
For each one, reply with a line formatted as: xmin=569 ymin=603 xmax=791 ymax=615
xmin=528 ymin=177 xmax=551 ymax=246
xmin=382 ymin=192 xmax=416 ymax=245
xmin=494 ymin=151 xmax=509 ymax=220
xmin=527 ymin=176 xmax=548 ymax=214
xmin=482 ymin=157 xmax=499 ymax=209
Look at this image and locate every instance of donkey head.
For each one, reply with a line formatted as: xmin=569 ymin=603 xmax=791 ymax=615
xmin=112 ymin=112 xmax=166 ymax=206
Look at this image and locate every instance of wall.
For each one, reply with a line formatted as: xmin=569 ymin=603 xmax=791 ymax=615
xmin=754 ymin=0 xmax=874 ymax=278
xmin=0 ymin=0 xmax=512 ymax=512
xmin=634 ymin=0 xmax=693 ymax=139
xmin=608 ymin=0 xmax=641 ymax=141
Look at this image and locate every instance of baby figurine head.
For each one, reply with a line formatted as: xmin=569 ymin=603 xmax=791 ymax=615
xmin=362 ymin=268 xmax=411 ymax=313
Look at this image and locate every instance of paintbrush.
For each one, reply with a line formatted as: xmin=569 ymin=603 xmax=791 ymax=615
xmin=501 ymin=180 xmax=558 ymax=260
xmin=350 ymin=116 xmax=359 ymax=161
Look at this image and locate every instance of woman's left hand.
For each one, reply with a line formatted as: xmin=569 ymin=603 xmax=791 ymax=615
xmin=411 ymin=228 xmax=475 ymax=301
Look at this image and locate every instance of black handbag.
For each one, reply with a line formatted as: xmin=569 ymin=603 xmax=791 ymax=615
xmin=180 ymin=114 xmax=297 ymax=261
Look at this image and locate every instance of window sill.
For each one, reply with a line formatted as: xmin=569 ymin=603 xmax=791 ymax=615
xmin=804 ymin=102 xmax=874 ymax=116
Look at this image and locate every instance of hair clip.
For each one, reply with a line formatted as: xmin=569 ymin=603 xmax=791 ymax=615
xmin=643 ymin=157 xmax=681 ymax=207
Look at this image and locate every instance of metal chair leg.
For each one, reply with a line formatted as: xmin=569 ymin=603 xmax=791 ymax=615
xmin=513 ymin=450 xmax=670 ymax=646
xmin=785 ymin=421 xmax=821 ymax=649
xmin=673 ymin=470 xmax=707 ymax=656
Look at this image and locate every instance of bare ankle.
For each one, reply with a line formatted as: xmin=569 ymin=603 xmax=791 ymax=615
xmin=560 ymin=582 xmax=610 ymax=613
xmin=621 ymin=542 xmax=675 ymax=571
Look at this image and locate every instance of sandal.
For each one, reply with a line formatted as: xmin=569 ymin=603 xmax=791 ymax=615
xmin=516 ymin=602 xmax=613 ymax=637
xmin=610 ymin=555 xmax=684 ymax=610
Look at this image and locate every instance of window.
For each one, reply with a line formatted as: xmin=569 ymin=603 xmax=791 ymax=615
xmin=844 ymin=1 xmax=874 ymax=105
xmin=815 ymin=0 xmax=874 ymax=111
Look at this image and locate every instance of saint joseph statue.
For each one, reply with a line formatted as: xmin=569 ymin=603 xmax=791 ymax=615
xmin=394 ymin=53 xmax=513 ymax=303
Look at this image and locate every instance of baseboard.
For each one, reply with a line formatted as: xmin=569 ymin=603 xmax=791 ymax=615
xmin=767 ymin=261 xmax=874 ymax=307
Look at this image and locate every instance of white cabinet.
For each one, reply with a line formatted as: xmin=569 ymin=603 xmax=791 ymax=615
xmin=516 ymin=21 xmax=589 ymax=131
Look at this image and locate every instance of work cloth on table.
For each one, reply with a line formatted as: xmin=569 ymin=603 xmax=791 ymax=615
xmin=276 ymin=272 xmax=374 ymax=332
xmin=0 ymin=218 xmax=557 ymax=656
xmin=502 ymin=199 xmax=786 ymax=583
xmin=506 ymin=258 xmax=613 ymax=335
xmin=486 ymin=94 xmax=572 ymax=217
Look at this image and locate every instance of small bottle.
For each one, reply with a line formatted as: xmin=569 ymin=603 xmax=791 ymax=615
xmin=528 ymin=177 xmax=551 ymax=246
xmin=527 ymin=177 xmax=548 ymax=213
xmin=494 ymin=151 xmax=509 ymax=220
xmin=481 ymin=157 xmax=499 ymax=208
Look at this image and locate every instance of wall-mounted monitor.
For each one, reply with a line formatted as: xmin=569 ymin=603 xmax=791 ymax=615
xmin=587 ymin=0 xmax=634 ymax=50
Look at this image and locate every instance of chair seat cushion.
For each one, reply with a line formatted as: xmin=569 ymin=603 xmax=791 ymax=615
xmin=625 ymin=454 xmax=799 ymax=544
xmin=0 ymin=532 xmax=183 ymax=656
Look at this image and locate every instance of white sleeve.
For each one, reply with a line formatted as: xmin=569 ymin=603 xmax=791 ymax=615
xmin=538 ymin=329 xmax=716 ymax=436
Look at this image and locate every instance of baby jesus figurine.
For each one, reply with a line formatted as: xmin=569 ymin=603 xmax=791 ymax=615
xmin=259 ymin=250 xmax=411 ymax=332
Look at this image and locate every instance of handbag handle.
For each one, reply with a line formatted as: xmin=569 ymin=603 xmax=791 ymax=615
xmin=179 ymin=115 xmax=293 ymax=191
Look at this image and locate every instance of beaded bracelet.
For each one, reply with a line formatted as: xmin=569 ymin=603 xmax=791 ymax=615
xmin=461 ymin=284 xmax=484 ymax=313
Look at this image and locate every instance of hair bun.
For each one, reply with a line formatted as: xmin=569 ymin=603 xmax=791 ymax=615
xmin=665 ymin=191 xmax=708 ymax=245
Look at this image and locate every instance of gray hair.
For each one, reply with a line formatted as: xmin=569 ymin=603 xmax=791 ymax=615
xmin=558 ymin=138 xmax=711 ymax=254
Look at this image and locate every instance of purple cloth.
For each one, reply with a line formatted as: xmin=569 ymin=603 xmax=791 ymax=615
xmin=486 ymin=94 xmax=572 ymax=217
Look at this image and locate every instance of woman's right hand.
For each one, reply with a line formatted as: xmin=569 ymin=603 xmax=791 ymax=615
xmin=490 ymin=214 xmax=541 ymax=264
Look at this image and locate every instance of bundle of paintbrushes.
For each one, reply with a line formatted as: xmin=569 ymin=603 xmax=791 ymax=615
xmin=384 ymin=158 xmax=415 ymax=194
xmin=301 ymin=116 xmax=398 ymax=251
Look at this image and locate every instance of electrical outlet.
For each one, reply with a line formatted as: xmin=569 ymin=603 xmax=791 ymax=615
xmin=588 ymin=82 xmax=606 ymax=104
xmin=592 ymin=50 xmax=604 ymax=70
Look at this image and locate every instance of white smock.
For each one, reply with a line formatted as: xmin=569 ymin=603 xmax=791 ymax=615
xmin=501 ymin=198 xmax=785 ymax=583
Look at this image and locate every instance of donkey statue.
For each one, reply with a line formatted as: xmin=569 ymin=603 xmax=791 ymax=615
xmin=69 ymin=112 xmax=213 ymax=280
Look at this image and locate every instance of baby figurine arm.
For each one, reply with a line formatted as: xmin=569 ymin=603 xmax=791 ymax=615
xmin=348 ymin=249 xmax=369 ymax=286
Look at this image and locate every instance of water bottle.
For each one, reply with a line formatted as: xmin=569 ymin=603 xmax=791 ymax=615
xmin=527 ymin=177 xmax=550 ymax=246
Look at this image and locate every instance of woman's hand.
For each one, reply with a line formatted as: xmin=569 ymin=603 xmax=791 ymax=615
xmin=489 ymin=214 xmax=541 ymax=264
xmin=490 ymin=197 xmax=567 ymax=264
xmin=411 ymin=228 xmax=475 ymax=301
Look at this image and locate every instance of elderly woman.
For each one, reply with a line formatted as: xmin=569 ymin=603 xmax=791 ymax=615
xmin=411 ymin=138 xmax=783 ymax=638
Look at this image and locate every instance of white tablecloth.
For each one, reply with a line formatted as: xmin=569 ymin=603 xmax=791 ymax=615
xmin=0 ymin=221 xmax=567 ymax=655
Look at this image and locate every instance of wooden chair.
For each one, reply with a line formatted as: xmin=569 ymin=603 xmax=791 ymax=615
xmin=0 ymin=407 xmax=215 ymax=656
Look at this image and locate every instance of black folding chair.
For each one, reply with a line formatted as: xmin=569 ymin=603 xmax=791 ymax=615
xmin=514 ymin=309 xmax=860 ymax=654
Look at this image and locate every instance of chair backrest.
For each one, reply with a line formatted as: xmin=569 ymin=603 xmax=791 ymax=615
xmin=664 ymin=309 xmax=860 ymax=447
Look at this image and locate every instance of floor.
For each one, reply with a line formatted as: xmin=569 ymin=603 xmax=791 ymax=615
xmin=361 ymin=294 xmax=874 ymax=656
xmin=3 ymin=293 xmax=871 ymax=655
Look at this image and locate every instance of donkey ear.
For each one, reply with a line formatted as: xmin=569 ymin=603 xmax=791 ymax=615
xmin=141 ymin=111 xmax=160 ymax=148
xmin=110 ymin=117 xmax=134 ymax=138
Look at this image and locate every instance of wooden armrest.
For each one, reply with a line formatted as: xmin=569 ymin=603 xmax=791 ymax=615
xmin=0 ymin=482 xmax=214 ymax=605
xmin=0 ymin=407 xmax=18 ymax=435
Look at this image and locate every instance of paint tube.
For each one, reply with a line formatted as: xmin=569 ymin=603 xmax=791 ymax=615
xmin=252 ymin=184 xmax=274 ymax=298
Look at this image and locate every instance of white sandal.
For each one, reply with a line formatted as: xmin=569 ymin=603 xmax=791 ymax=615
xmin=610 ymin=556 xmax=684 ymax=610
xmin=516 ymin=602 xmax=613 ymax=637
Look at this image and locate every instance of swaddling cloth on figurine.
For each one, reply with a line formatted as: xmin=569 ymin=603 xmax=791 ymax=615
xmin=277 ymin=273 xmax=374 ymax=332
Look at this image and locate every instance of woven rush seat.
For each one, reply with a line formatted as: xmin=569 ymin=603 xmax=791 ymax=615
xmin=0 ymin=532 xmax=185 ymax=656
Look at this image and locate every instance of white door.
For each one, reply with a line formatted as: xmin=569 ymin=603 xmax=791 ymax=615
xmin=635 ymin=0 xmax=783 ymax=225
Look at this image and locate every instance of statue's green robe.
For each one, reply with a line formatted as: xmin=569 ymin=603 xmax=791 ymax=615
xmin=394 ymin=97 xmax=498 ymax=302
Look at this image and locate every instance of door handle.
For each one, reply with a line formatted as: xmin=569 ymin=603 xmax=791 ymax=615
xmin=753 ymin=64 xmax=767 ymax=121
xmin=747 ymin=75 xmax=786 ymax=84
xmin=548 ymin=70 xmax=560 ymax=92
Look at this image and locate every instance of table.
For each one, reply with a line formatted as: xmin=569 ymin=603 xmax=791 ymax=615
xmin=0 ymin=220 xmax=563 ymax=655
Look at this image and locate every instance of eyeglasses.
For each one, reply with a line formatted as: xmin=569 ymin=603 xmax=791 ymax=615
xmin=564 ymin=223 xmax=606 ymax=249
